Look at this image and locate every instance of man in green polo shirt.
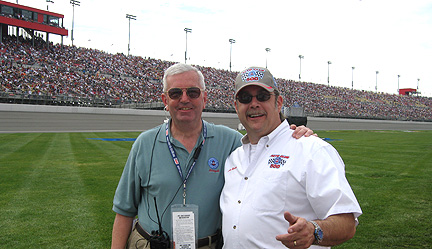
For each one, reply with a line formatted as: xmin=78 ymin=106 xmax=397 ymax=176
xmin=111 ymin=63 xmax=313 ymax=249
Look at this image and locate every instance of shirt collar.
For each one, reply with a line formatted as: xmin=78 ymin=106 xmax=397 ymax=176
xmin=157 ymin=119 xmax=214 ymax=144
xmin=241 ymin=119 xmax=289 ymax=145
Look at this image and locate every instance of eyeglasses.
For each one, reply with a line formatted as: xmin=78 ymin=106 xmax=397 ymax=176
xmin=166 ymin=87 xmax=203 ymax=99
xmin=236 ymin=91 xmax=274 ymax=104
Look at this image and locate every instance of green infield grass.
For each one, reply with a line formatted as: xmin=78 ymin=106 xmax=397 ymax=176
xmin=0 ymin=130 xmax=431 ymax=248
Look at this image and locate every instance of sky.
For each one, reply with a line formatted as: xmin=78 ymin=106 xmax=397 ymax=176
xmin=8 ymin=0 xmax=432 ymax=97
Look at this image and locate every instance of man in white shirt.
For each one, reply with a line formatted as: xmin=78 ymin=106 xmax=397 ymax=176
xmin=220 ymin=66 xmax=362 ymax=249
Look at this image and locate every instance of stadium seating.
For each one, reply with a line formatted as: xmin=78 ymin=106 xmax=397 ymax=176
xmin=1 ymin=35 xmax=431 ymax=121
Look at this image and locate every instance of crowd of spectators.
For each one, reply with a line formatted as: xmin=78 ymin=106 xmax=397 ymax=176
xmin=1 ymin=35 xmax=431 ymax=121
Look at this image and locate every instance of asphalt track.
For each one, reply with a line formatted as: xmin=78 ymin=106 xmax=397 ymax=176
xmin=1 ymin=104 xmax=431 ymax=133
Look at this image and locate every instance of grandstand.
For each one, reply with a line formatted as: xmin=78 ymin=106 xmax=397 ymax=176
xmin=0 ymin=0 xmax=67 ymax=45
xmin=1 ymin=35 xmax=431 ymax=122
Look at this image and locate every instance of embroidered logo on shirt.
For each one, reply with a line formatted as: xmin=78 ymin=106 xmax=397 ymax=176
xmin=227 ymin=166 xmax=237 ymax=173
xmin=268 ymin=154 xmax=289 ymax=169
xmin=208 ymin=157 xmax=220 ymax=172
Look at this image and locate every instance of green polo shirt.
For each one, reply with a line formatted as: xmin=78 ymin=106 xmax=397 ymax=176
xmin=113 ymin=120 xmax=242 ymax=239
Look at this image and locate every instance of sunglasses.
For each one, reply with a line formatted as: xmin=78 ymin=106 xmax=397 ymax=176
xmin=166 ymin=87 xmax=203 ymax=99
xmin=236 ymin=91 xmax=274 ymax=104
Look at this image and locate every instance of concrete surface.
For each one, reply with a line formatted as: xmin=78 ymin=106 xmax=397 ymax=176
xmin=1 ymin=103 xmax=431 ymax=133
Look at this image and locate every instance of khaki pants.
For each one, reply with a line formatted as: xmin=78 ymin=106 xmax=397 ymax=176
xmin=127 ymin=226 xmax=217 ymax=249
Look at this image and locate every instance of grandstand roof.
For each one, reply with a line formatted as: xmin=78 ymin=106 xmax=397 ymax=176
xmin=0 ymin=0 xmax=67 ymax=36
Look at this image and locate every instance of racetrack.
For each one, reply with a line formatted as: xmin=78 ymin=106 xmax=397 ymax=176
xmin=1 ymin=104 xmax=431 ymax=133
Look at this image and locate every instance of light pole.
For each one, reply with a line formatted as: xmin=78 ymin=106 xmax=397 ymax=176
xmin=375 ymin=71 xmax=379 ymax=92
xmin=265 ymin=48 xmax=271 ymax=68
xmin=184 ymin=28 xmax=192 ymax=64
xmin=46 ymin=0 xmax=54 ymax=11
xmin=229 ymin=39 xmax=236 ymax=71
xmin=397 ymin=75 xmax=400 ymax=94
xmin=299 ymin=55 xmax=304 ymax=81
xmin=70 ymin=0 xmax=80 ymax=47
xmin=417 ymin=78 xmax=420 ymax=92
xmin=351 ymin=67 xmax=355 ymax=89
xmin=327 ymin=61 xmax=332 ymax=86
xmin=126 ymin=14 xmax=136 ymax=56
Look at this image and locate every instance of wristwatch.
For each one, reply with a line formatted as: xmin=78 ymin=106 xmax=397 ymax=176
xmin=310 ymin=220 xmax=323 ymax=244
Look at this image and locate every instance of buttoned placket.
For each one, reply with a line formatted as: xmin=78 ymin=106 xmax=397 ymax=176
xmin=231 ymin=136 xmax=270 ymax=245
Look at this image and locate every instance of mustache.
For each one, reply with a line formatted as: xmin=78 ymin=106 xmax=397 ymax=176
xmin=176 ymin=103 xmax=194 ymax=109
xmin=246 ymin=110 xmax=266 ymax=116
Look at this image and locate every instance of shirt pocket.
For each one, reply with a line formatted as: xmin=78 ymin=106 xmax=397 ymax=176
xmin=251 ymin=172 xmax=287 ymax=213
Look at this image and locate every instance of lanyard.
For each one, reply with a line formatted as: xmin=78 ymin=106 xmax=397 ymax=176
xmin=166 ymin=121 xmax=207 ymax=205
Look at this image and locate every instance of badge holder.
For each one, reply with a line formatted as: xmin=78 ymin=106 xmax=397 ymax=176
xmin=171 ymin=204 xmax=198 ymax=249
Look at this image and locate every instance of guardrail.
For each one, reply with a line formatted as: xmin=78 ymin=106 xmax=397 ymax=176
xmin=0 ymin=91 xmax=429 ymax=121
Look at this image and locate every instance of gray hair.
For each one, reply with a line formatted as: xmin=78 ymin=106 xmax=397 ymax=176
xmin=162 ymin=63 xmax=206 ymax=92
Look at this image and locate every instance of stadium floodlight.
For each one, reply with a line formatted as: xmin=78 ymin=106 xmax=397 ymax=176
xmin=46 ymin=0 xmax=54 ymax=11
xmin=417 ymin=78 xmax=420 ymax=91
xmin=70 ymin=0 xmax=80 ymax=47
xmin=229 ymin=39 xmax=236 ymax=71
xmin=299 ymin=55 xmax=304 ymax=81
xmin=184 ymin=28 xmax=192 ymax=64
xmin=265 ymin=48 xmax=271 ymax=68
xmin=398 ymin=75 xmax=400 ymax=94
xmin=126 ymin=14 xmax=136 ymax=56
xmin=352 ymin=67 xmax=355 ymax=89
xmin=375 ymin=71 xmax=379 ymax=92
xmin=327 ymin=61 xmax=332 ymax=86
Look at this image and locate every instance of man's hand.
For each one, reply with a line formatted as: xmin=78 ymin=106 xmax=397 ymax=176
xmin=275 ymin=211 xmax=315 ymax=248
xmin=290 ymin=124 xmax=317 ymax=139
xmin=276 ymin=212 xmax=357 ymax=248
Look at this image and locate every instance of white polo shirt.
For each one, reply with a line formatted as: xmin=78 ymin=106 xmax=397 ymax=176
xmin=220 ymin=120 xmax=362 ymax=249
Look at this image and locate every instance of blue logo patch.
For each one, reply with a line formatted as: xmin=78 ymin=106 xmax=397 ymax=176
xmin=208 ymin=157 xmax=219 ymax=170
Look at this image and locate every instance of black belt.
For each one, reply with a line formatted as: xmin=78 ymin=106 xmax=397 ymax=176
xmin=135 ymin=222 xmax=220 ymax=247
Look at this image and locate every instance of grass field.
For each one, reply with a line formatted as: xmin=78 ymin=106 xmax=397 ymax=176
xmin=0 ymin=130 xmax=431 ymax=248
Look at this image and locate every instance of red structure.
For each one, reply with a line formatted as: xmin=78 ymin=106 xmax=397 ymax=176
xmin=0 ymin=0 xmax=68 ymax=44
xmin=399 ymin=88 xmax=418 ymax=96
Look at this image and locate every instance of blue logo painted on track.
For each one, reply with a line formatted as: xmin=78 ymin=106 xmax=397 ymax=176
xmin=322 ymin=138 xmax=343 ymax=142
xmin=87 ymin=138 xmax=136 ymax=141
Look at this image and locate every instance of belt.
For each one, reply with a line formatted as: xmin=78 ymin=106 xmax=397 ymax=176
xmin=135 ymin=222 xmax=220 ymax=247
